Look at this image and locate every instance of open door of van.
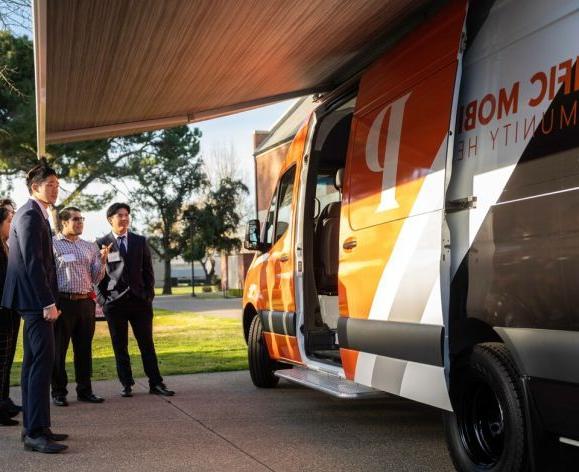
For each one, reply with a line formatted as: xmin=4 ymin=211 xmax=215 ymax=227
xmin=337 ymin=0 xmax=467 ymax=410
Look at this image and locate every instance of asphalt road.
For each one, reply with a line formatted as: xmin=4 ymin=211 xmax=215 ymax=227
xmin=153 ymin=295 xmax=242 ymax=318
xmin=0 ymin=371 xmax=454 ymax=471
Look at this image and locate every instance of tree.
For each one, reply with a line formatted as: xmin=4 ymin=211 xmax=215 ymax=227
xmin=204 ymin=141 xmax=254 ymax=222
xmin=0 ymin=1 xmax=30 ymax=92
xmin=0 ymin=31 xmax=35 ymax=179
xmin=0 ymin=1 xmax=30 ymax=36
xmin=128 ymin=126 xmax=207 ymax=295
xmin=182 ymin=177 xmax=248 ymax=283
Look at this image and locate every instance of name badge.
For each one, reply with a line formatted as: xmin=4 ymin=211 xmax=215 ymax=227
xmin=62 ymin=253 xmax=77 ymax=263
xmin=108 ymin=252 xmax=121 ymax=263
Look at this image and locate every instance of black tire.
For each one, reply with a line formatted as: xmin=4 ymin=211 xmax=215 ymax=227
xmin=248 ymin=315 xmax=279 ymax=388
xmin=443 ymin=343 xmax=527 ymax=472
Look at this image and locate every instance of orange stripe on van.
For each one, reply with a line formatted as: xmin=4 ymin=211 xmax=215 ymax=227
xmin=339 ymin=348 xmax=360 ymax=381
xmin=263 ymin=332 xmax=303 ymax=364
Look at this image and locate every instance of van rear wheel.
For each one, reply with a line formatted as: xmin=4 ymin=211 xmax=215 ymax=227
xmin=444 ymin=343 xmax=527 ymax=472
xmin=248 ymin=315 xmax=279 ymax=388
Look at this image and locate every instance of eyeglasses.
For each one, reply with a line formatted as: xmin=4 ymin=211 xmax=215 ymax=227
xmin=71 ymin=217 xmax=85 ymax=222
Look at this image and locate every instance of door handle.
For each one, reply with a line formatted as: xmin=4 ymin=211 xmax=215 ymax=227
xmin=279 ymin=254 xmax=289 ymax=262
xmin=343 ymin=238 xmax=357 ymax=250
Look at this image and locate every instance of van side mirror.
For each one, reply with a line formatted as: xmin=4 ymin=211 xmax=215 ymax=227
xmin=244 ymin=219 xmax=269 ymax=252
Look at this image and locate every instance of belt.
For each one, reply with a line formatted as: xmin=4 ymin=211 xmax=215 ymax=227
xmin=59 ymin=292 xmax=91 ymax=301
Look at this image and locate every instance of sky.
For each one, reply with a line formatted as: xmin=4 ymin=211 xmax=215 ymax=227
xmin=9 ymin=100 xmax=297 ymax=240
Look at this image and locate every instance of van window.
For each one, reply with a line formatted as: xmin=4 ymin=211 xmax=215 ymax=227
xmin=316 ymin=173 xmax=341 ymax=211
xmin=274 ymin=166 xmax=296 ymax=243
xmin=263 ymin=187 xmax=277 ymax=245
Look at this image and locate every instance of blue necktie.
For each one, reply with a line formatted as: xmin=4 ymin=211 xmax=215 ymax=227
xmin=118 ymin=236 xmax=127 ymax=259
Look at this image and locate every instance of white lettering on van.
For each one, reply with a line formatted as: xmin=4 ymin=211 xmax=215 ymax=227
xmin=365 ymin=92 xmax=411 ymax=212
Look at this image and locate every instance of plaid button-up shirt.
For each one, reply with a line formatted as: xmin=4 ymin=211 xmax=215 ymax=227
xmin=52 ymin=233 xmax=106 ymax=294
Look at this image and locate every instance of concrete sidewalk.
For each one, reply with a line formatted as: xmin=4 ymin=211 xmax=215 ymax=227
xmin=0 ymin=371 xmax=453 ymax=472
xmin=153 ymin=295 xmax=241 ymax=318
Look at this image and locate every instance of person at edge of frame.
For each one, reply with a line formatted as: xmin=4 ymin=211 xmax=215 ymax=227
xmin=96 ymin=202 xmax=174 ymax=398
xmin=51 ymin=206 xmax=111 ymax=407
xmin=0 ymin=198 xmax=21 ymax=426
xmin=0 ymin=160 xmax=68 ymax=454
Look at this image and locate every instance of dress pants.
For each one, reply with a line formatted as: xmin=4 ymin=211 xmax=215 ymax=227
xmin=103 ymin=294 xmax=162 ymax=388
xmin=21 ymin=313 xmax=54 ymax=436
xmin=0 ymin=309 xmax=20 ymax=413
xmin=52 ymin=298 xmax=96 ymax=398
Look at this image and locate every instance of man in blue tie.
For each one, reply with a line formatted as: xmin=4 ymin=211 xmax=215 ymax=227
xmin=96 ymin=203 xmax=174 ymax=398
xmin=1 ymin=161 xmax=68 ymax=453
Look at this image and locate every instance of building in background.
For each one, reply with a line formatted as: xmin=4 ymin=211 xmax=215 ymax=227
xmin=220 ymin=96 xmax=317 ymax=294
xmin=253 ymin=96 xmax=317 ymax=222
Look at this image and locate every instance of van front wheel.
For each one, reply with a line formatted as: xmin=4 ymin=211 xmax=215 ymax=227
xmin=248 ymin=315 xmax=279 ymax=388
xmin=444 ymin=343 xmax=527 ymax=472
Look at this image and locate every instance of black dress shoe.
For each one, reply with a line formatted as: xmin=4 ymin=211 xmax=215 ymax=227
xmin=45 ymin=428 xmax=69 ymax=441
xmin=149 ymin=383 xmax=175 ymax=396
xmin=77 ymin=393 xmax=105 ymax=403
xmin=120 ymin=386 xmax=133 ymax=397
xmin=6 ymin=399 xmax=22 ymax=417
xmin=23 ymin=435 xmax=68 ymax=454
xmin=53 ymin=396 xmax=68 ymax=407
xmin=0 ymin=416 xmax=18 ymax=426
xmin=21 ymin=428 xmax=69 ymax=443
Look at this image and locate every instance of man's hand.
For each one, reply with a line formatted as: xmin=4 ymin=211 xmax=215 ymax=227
xmin=43 ymin=305 xmax=60 ymax=322
xmin=100 ymin=243 xmax=113 ymax=263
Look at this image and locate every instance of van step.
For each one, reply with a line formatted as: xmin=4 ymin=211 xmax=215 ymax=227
xmin=275 ymin=367 xmax=385 ymax=399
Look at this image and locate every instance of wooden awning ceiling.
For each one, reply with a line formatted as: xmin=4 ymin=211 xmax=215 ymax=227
xmin=34 ymin=0 xmax=433 ymax=154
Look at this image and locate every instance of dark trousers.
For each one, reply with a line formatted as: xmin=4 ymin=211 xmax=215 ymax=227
xmin=21 ymin=313 xmax=54 ymax=436
xmin=0 ymin=309 xmax=20 ymax=414
xmin=103 ymin=294 xmax=162 ymax=387
xmin=51 ymin=298 xmax=96 ymax=398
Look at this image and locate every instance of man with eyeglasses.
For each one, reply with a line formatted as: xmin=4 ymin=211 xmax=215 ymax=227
xmin=51 ymin=207 xmax=109 ymax=407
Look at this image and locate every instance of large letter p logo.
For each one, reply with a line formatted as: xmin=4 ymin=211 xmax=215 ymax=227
xmin=365 ymin=92 xmax=411 ymax=212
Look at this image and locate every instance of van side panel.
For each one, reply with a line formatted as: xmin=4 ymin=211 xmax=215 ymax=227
xmin=447 ymin=0 xmax=579 ymax=437
xmin=338 ymin=0 xmax=466 ymax=410
xmin=243 ymin=121 xmax=310 ymax=365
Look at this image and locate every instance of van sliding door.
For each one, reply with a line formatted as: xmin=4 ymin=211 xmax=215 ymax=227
xmin=337 ymin=0 xmax=467 ymax=410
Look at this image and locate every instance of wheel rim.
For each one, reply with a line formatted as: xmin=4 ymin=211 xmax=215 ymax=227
xmin=458 ymin=378 xmax=505 ymax=468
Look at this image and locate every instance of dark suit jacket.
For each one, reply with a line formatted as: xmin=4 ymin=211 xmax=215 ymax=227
xmin=95 ymin=232 xmax=155 ymax=306
xmin=0 ymin=245 xmax=7 ymax=298
xmin=1 ymin=199 xmax=58 ymax=312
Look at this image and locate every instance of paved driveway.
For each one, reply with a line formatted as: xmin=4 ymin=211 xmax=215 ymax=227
xmin=153 ymin=295 xmax=242 ymax=318
xmin=0 ymin=371 xmax=453 ymax=471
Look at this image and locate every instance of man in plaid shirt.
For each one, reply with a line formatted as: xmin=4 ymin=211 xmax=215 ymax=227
xmin=51 ymin=207 xmax=110 ymax=406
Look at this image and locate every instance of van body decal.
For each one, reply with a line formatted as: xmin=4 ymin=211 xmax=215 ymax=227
xmin=337 ymin=317 xmax=443 ymax=367
xmin=447 ymin=0 xmax=579 ymax=341
xmin=259 ymin=310 xmax=296 ymax=337
xmin=339 ymin=0 xmax=467 ymax=410
xmin=365 ymin=92 xmax=411 ymax=212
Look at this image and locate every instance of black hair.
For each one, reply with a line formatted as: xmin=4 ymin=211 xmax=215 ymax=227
xmin=106 ymin=202 xmax=131 ymax=219
xmin=26 ymin=158 xmax=58 ymax=193
xmin=59 ymin=206 xmax=81 ymax=222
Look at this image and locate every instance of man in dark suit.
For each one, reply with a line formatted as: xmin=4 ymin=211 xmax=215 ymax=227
xmin=1 ymin=161 xmax=68 ymax=453
xmin=96 ymin=202 xmax=174 ymax=397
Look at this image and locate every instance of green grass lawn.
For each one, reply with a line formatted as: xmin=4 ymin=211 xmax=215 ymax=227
xmin=10 ymin=309 xmax=248 ymax=386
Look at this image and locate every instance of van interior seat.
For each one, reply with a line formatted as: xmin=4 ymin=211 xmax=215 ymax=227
xmin=314 ymin=167 xmax=344 ymax=295
xmin=314 ymin=201 xmax=340 ymax=295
